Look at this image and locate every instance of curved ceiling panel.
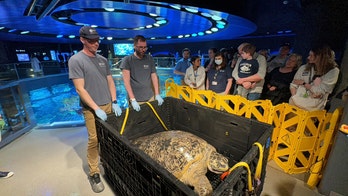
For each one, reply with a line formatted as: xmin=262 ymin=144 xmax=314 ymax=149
xmin=0 ymin=0 xmax=257 ymax=44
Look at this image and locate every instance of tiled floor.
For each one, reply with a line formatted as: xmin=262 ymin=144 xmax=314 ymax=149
xmin=0 ymin=126 xmax=324 ymax=196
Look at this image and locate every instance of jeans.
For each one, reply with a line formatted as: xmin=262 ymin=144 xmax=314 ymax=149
xmin=247 ymin=93 xmax=261 ymax=100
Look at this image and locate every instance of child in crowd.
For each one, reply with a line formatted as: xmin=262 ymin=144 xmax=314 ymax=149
xmin=235 ymin=44 xmax=259 ymax=98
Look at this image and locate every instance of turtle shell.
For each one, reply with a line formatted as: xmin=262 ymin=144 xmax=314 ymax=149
xmin=132 ymin=130 xmax=214 ymax=179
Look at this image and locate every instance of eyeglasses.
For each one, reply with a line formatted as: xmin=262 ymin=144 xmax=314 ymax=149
xmin=136 ymin=46 xmax=148 ymax=50
xmin=84 ymin=38 xmax=100 ymax=44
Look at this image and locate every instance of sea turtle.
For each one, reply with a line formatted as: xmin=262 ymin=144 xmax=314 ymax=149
xmin=131 ymin=130 xmax=229 ymax=196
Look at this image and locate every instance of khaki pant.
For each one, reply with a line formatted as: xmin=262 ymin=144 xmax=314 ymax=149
xmin=83 ymin=103 xmax=111 ymax=176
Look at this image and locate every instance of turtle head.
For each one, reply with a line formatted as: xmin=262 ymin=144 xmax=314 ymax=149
xmin=207 ymin=151 xmax=229 ymax=174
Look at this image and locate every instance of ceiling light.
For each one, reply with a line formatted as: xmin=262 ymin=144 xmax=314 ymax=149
xmin=216 ymin=24 xmax=225 ymax=29
xmin=56 ymin=35 xmax=63 ymax=38
xmin=211 ymin=28 xmax=218 ymax=32
xmin=104 ymin=8 xmax=115 ymax=12
xmin=205 ymin=30 xmax=212 ymax=34
xmin=146 ymin=25 xmax=153 ymax=28
xmin=169 ymin=4 xmax=181 ymax=10
xmin=211 ymin=15 xmax=222 ymax=21
xmin=58 ymin=17 xmax=68 ymax=20
xmin=198 ymin=32 xmax=204 ymax=36
xmin=191 ymin=33 xmax=197 ymax=37
xmin=106 ymin=37 xmax=113 ymax=40
xmin=69 ymin=35 xmax=75 ymax=38
xmin=149 ymin=13 xmax=157 ymax=17
xmin=0 ymin=27 xmax=5 ymax=30
xmin=201 ymin=13 xmax=211 ymax=17
xmin=217 ymin=21 xmax=226 ymax=25
xmin=178 ymin=35 xmax=184 ymax=38
xmin=156 ymin=20 xmax=167 ymax=24
xmin=8 ymin=29 xmax=17 ymax=33
xmin=21 ymin=31 xmax=30 ymax=34
xmin=166 ymin=36 xmax=172 ymax=39
xmin=185 ymin=7 xmax=199 ymax=13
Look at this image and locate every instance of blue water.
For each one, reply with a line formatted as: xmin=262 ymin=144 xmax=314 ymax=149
xmin=29 ymin=68 xmax=178 ymax=126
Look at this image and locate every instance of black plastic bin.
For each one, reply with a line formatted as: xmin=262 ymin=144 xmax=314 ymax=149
xmin=96 ymin=97 xmax=272 ymax=196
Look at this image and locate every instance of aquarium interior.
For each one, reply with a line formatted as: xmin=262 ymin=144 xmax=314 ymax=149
xmin=0 ymin=68 xmax=180 ymax=130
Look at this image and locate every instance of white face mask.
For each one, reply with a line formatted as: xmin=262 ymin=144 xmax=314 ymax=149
xmin=215 ymin=59 xmax=222 ymax=65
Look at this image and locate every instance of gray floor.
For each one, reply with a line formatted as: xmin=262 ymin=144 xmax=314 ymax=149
xmin=0 ymin=126 xmax=324 ymax=196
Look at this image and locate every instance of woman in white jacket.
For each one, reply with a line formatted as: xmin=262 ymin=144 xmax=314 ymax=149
xmin=289 ymin=45 xmax=340 ymax=111
xmin=184 ymin=55 xmax=206 ymax=90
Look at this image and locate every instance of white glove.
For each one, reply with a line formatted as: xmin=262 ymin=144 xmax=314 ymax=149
xmin=131 ymin=100 xmax=141 ymax=112
xmin=155 ymin=94 xmax=164 ymax=106
xmin=95 ymin=108 xmax=107 ymax=121
xmin=112 ymin=103 xmax=122 ymax=117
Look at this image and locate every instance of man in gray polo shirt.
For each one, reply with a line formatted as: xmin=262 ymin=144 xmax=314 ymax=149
xmin=120 ymin=35 xmax=163 ymax=111
xmin=69 ymin=26 xmax=122 ymax=193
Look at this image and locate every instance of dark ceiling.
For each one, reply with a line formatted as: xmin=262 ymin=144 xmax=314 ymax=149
xmin=0 ymin=0 xmax=347 ymax=48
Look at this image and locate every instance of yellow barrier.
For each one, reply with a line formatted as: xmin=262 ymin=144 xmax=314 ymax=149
xmin=164 ymin=79 xmax=343 ymax=182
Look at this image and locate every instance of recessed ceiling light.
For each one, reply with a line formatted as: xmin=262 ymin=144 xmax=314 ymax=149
xmin=169 ymin=4 xmax=181 ymax=10
xmin=58 ymin=17 xmax=68 ymax=20
xmin=185 ymin=7 xmax=198 ymax=13
xmin=201 ymin=13 xmax=211 ymax=17
xmin=211 ymin=15 xmax=222 ymax=21
xmin=104 ymin=8 xmax=115 ymax=12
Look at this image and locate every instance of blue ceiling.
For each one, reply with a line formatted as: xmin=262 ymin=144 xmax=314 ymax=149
xmin=0 ymin=0 xmax=302 ymax=44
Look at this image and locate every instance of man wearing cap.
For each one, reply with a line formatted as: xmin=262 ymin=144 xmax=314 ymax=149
xmin=68 ymin=26 xmax=122 ymax=193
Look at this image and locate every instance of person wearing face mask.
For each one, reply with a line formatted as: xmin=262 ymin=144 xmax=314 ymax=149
xmin=206 ymin=51 xmax=233 ymax=95
xmin=234 ymin=43 xmax=259 ymax=98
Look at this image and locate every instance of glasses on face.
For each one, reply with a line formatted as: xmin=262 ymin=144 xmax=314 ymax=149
xmin=136 ymin=46 xmax=148 ymax=50
xmin=85 ymin=38 xmax=100 ymax=44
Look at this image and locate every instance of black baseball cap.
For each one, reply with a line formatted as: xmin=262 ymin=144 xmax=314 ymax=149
xmin=79 ymin=26 xmax=100 ymax=39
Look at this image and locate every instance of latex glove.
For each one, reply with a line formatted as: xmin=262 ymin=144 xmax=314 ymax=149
xmin=95 ymin=108 xmax=107 ymax=121
xmin=155 ymin=94 xmax=164 ymax=106
xmin=112 ymin=103 xmax=122 ymax=117
xmin=131 ymin=100 xmax=141 ymax=112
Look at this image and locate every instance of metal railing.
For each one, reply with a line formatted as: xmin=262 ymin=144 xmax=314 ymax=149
xmin=0 ymin=61 xmax=67 ymax=85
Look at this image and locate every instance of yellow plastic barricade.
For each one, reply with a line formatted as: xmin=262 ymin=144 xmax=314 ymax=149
xmin=165 ymin=80 xmax=344 ymax=180
xmin=164 ymin=78 xmax=177 ymax=98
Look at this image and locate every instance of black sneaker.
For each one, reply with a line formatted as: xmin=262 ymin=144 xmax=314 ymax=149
xmin=89 ymin=173 xmax=104 ymax=193
xmin=0 ymin=171 xmax=14 ymax=179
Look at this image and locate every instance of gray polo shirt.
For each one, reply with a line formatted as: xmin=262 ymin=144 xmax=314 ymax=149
xmin=68 ymin=51 xmax=112 ymax=107
xmin=120 ymin=54 xmax=157 ymax=101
